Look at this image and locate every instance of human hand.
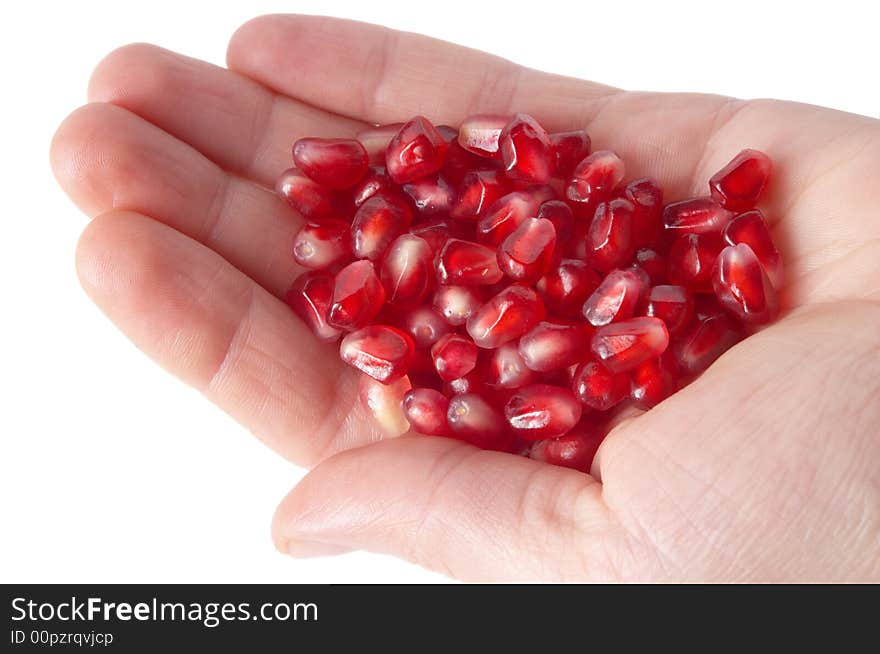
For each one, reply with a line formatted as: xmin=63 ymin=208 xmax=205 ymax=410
xmin=51 ymin=15 xmax=880 ymax=581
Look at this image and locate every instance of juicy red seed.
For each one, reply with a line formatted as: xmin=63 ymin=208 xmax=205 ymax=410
xmin=646 ymin=285 xmax=694 ymax=335
xmin=402 ymin=174 xmax=454 ymax=216
xmin=673 ymin=313 xmax=741 ymax=375
xmin=518 ymin=321 xmax=591 ymax=372
xmin=385 ymin=116 xmax=449 ymax=184
xmin=340 ymin=324 xmax=415 ymax=384
xmin=530 ymin=421 xmax=605 ymax=472
xmin=447 ymin=393 xmax=508 ymax=449
xmin=571 ymin=359 xmax=630 ymax=411
xmin=549 ymin=130 xmax=591 ymax=177
xmin=436 ymin=239 xmax=504 ymax=286
xmin=276 ymin=168 xmax=339 ymax=219
xmin=591 ymin=316 xmax=670 ymax=374
xmin=360 ymin=375 xmax=412 ymax=436
xmin=582 ymin=268 xmax=649 ymax=327
xmin=565 ymin=150 xmax=625 ymax=216
xmin=351 ymin=167 xmax=393 ymax=207
xmin=667 ymin=233 xmax=724 ymax=292
xmin=357 ymin=123 xmax=404 ymax=165
xmin=713 ymin=243 xmax=779 ymax=324
xmin=536 ymin=259 xmax=602 ymax=318
xmin=536 ymin=201 xmax=575 ymax=252
xmin=621 ymin=177 xmax=664 ymax=247
xmin=504 ymin=384 xmax=582 ymax=440
xmin=630 ymin=355 xmax=677 ymax=409
xmin=662 ymin=197 xmax=735 ymax=235
xmin=432 ymin=285 xmax=483 ymax=326
xmin=398 ymin=305 xmax=452 ymax=349
xmin=328 ymin=259 xmax=386 ymax=331
xmin=476 ymin=191 xmax=543 ymax=246
xmin=467 ymin=284 xmax=545 ymax=349
xmin=408 ymin=217 xmax=453 ymax=255
xmin=450 ymin=170 xmax=511 ymax=220
xmin=380 ymin=234 xmax=433 ymax=305
xmin=351 ymin=194 xmax=413 ymax=261
xmin=431 ymin=333 xmax=479 ymax=382
xmin=285 ymin=271 xmax=341 ymax=342
xmin=709 ymin=149 xmax=772 ymax=211
xmin=293 ymin=138 xmax=368 ymax=190
xmin=723 ymin=209 xmax=783 ymax=288
xmin=498 ymin=217 xmax=557 ymax=283
xmin=484 ymin=342 xmax=536 ymax=389
xmin=586 ymin=197 xmax=636 ymax=272
xmin=633 ymin=248 xmax=668 ymax=286
xmin=457 ymin=114 xmax=509 ymax=159
xmin=499 ymin=113 xmax=553 ymax=183
xmin=292 ymin=220 xmax=351 ymax=270
xmin=403 ymin=388 xmax=450 ymax=435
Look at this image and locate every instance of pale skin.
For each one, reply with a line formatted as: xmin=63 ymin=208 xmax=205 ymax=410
xmin=51 ymin=15 xmax=880 ymax=581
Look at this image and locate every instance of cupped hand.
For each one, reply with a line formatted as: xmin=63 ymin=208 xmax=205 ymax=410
xmin=51 ymin=15 xmax=880 ymax=581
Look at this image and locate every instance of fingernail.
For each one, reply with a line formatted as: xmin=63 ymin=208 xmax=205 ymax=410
xmin=275 ymin=537 xmax=354 ymax=559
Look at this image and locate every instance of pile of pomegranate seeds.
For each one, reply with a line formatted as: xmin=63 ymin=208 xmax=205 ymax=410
xmin=279 ymin=114 xmax=782 ymax=473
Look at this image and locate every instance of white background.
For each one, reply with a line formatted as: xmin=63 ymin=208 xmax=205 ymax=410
xmin=1 ymin=0 xmax=877 ymax=583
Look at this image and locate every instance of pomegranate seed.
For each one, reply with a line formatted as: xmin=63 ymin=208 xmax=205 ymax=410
xmin=571 ymin=359 xmax=630 ymax=411
xmin=380 ymin=234 xmax=434 ymax=306
xmin=586 ymin=197 xmax=636 ymax=272
xmin=498 ymin=217 xmax=557 ymax=283
xmin=432 ymin=284 xmax=483 ymax=326
xmin=403 ymin=388 xmax=450 ymax=435
xmin=457 ymin=114 xmax=509 ymax=159
xmin=549 ymin=130 xmax=591 ymax=177
xmin=351 ymin=194 xmax=413 ymax=261
xmin=504 ymin=384 xmax=582 ymax=440
xmin=530 ymin=421 xmax=605 ymax=472
xmin=662 ymin=197 xmax=735 ymax=235
xmin=565 ymin=150 xmax=625 ymax=216
xmin=408 ymin=218 xmax=452 ymax=255
xmin=351 ymin=167 xmax=393 ymax=207
xmin=398 ymin=305 xmax=452 ymax=349
xmin=713 ymin=243 xmax=779 ymax=324
xmin=357 ymin=123 xmax=404 ymax=164
xmin=276 ymin=168 xmax=339 ymax=220
xmin=328 ymin=259 xmax=386 ymax=331
xmin=477 ymin=191 xmax=542 ymax=246
xmin=621 ymin=177 xmax=663 ymax=247
xmin=402 ymin=174 xmax=454 ymax=216
xmin=484 ymin=342 xmax=537 ymax=389
xmin=536 ymin=201 xmax=575 ymax=253
xmin=360 ymin=374 xmax=412 ymax=436
xmin=667 ymin=233 xmax=724 ymax=292
xmin=450 ymin=170 xmax=511 ymax=220
xmin=436 ymin=239 xmax=504 ymax=286
xmin=591 ymin=316 xmax=669 ymax=374
xmin=467 ymin=284 xmax=545 ymax=349
xmin=709 ymin=149 xmax=772 ymax=211
xmin=499 ymin=113 xmax=553 ymax=183
xmin=673 ymin=312 xmax=741 ymax=375
xmin=537 ymin=259 xmax=602 ymax=318
xmin=340 ymin=324 xmax=415 ymax=384
xmin=385 ymin=116 xmax=448 ymax=184
xmin=646 ymin=285 xmax=694 ymax=335
xmin=518 ymin=321 xmax=591 ymax=372
xmin=723 ymin=209 xmax=783 ymax=288
xmin=293 ymin=138 xmax=368 ymax=190
xmin=582 ymin=268 xmax=649 ymax=327
xmin=630 ymin=355 xmax=677 ymax=409
xmin=447 ymin=393 xmax=508 ymax=449
xmin=292 ymin=219 xmax=351 ymax=270
xmin=285 ymin=271 xmax=342 ymax=342
xmin=431 ymin=333 xmax=479 ymax=382
xmin=633 ymin=248 xmax=668 ymax=286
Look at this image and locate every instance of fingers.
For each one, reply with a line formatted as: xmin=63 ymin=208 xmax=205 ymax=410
xmin=88 ymin=43 xmax=364 ymax=186
xmin=51 ymin=102 xmax=298 ymax=296
xmin=76 ymin=210 xmax=387 ymax=466
xmin=272 ymin=436 xmax=628 ymax=581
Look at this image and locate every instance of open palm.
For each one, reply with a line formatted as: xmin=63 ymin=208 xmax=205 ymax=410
xmin=52 ymin=15 xmax=880 ymax=581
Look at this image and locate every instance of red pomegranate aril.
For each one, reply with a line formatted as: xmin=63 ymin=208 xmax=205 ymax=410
xmin=582 ymin=268 xmax=649 ymax=327
xmin=484 ymin=342 xmax=536 ymax=389
xmin=351 ymin=167 xmax=393 ymax=207
xmin=662 ymin=197 xmax=735 ymax=235
xmin=447 ymin=393 xmax=508 ymax=448
xmin=293 ymin=220 xmax=351 ymax=270
xmin=436 ymin=239 xmax=504 ymax=286
xmin=276 ymin=168 xmax=339 ymax=220
xmin=537 ymin=259 xmax=602 ymax=319
xmin=431 ymin=333 xmax=479 ymax=382
xmin=630 ymin=355 xmax=677 ymax=409
xmin=285 ymin=271 xmax=341 ymax=342
xmin=499 ymin=113 xmax=553 ymax=183
xmin=357 ymin=123 xmax=404 ymax=164
xmin=571 ymin=359 xmax=630 ymax=411
xmin=519 ymin=321 xmax=591 ymax=372
xmin=591 ymin=316 xmax=669 ymax=374
xmin=633 ymin=248 xmax=668 ymax=286
xmin=586 ymin=197 xmax=636 ymax=272
xmin=477 ymin=191 xmax=542 ymax=246
xmin=667 ymin=233 xmax=724 ymax=292
xmin=351 ymin=194 xmax=412 ymax=261
xmin=646 ymin=285 xmax=694 ymax=335
xmin=498 ymin=217 xmax=557 ymax=283
xmin=536 ymin=201 xmax=575 ymax=253
xmin=432 ymin=284 xmax=483 ymax=326
xmin=504 ymin=384 xmax=582 ymax=440
xmin=360 ymin=374 xmax=412 ymax=436
xmin=457 ymin=114 xmax=509 ymax=159
xmin=340 ymin=324 xmax=415 ymax=384
xmin=530 ymin=422 xmax=605 ymax=473
xmin=467 ymin=284 xmax=545 ymax=349
xmin=709 ymin=149 xmax=772 ymax=211
xmin=408 ymin=218 xmax=452 ymax=255
xmin=398 ymin=305 xmax=452 ymax=349
xmin=402 ymin=174 xmax=454 ymax=216
xmin=450 ymin=170 xmax=511 ymax=220
xmin=328 ymin=259 xmax=386 ymax=331
xmin=385 ymin=116 xmax=449 ymax=184
xmin=622 ymin=177 xmax=664 ymax=247
xmin=713 ymin=243 xmax=779 ymax=324
xmin=565 ymin=150 xmax=626 ymax=216
xmin=723 ymin=209 xmax=783 ymax=288
xmin=293 ymin=138 xmax=368 ymax=190
xmin=549 ymin=130 xmax=591 ymax=177
xmin=380 ymin=234 xmax=433 ymax=305
xmin=403 ymin=388 xmax=450 ymax=435
xmin=673 ymin=312 xmax=741 ymax=375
